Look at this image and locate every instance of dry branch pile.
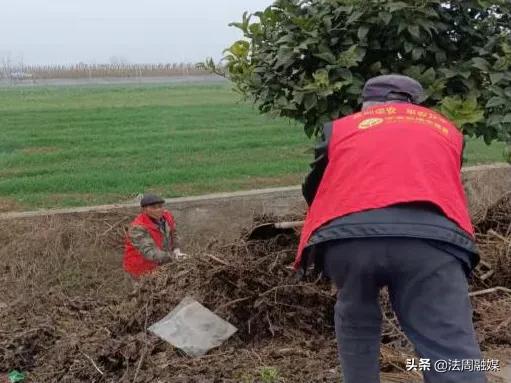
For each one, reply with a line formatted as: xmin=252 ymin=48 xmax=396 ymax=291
xmin=0 ymin=194 xmax=510 ymax=382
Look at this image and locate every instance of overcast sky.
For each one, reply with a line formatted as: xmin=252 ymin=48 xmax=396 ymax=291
xmin=0 ymin=0 xmax=273 ymax=66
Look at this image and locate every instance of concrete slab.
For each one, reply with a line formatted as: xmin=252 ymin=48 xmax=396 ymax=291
xmin=148 ymin=297 xmax=237 ymax=357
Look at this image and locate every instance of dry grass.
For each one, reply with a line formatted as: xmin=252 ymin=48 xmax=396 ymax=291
xmin=4 ymin=63 xmax=208 ymax=80
xmin=0 ymin=194 xmax=510 ymax=382
xmin=0 ymin=198 xmax=23 ymax=213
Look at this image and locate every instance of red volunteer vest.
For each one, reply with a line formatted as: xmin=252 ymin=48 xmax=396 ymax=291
xmin=123 ymin=211 xmax=175 ymax=277
xmin=295 ymin=103 xmax=474 ymax=270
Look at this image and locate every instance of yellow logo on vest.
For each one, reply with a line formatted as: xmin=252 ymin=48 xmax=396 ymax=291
xmin=358 ymin=118 xmax=384 ymax=130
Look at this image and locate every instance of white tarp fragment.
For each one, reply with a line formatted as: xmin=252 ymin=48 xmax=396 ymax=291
xmin=148 ymin=296 xmax=238 ymax=357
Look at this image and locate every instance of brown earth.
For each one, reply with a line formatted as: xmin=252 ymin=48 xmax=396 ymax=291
xmin=0 ymin=195 xmax=510 ymax=382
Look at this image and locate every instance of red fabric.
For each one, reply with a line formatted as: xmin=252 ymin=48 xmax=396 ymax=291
xmin=295 ymin=104 xmax=474 ymax=270
xmin=123 ymin=211 xmax=175 ymax=277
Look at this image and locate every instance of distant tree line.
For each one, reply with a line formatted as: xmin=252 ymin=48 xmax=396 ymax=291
xmin=0 ymin=62 xmax=208 ymax=80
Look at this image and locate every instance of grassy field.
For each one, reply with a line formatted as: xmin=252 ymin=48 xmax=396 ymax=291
xmin=0 ymin=83 xmax=507 ymax=211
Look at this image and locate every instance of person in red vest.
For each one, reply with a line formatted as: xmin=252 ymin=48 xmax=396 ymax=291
xmin=124 ymin=193 xmax=185 ymax=278
xmin=297 ymin=75 xmax=485 ymax=383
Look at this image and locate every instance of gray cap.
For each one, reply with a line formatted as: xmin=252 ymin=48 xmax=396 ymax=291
xmin=140 ymin=193 xmax=165 ymax=207
xmin=362 ymin=75 xmax=424 ymax=103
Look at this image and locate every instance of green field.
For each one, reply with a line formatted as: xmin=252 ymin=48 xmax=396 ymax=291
xmin=0 ymin=83 xmax=506 ymax=211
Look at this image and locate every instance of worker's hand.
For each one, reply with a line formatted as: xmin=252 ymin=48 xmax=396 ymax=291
xmin=172 ymin=248 xmax=188 ymax=260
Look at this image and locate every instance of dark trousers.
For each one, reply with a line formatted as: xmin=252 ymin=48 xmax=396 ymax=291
xmin=322 ymin=238 xmax=486 ymax=383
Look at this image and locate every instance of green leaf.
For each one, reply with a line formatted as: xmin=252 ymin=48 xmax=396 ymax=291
xmin=387 ymin=1 xmax=410 ymax=13
xmin=313 ymin=52 xmax=336 ymax=64
xmin=426 ymin=79 xmax=447 ymax=101
xmin=228 ymin=40 xmax=250 ymax=58
xmin=276 ymin=34 xmax=296 ymax=44
xmin=435 ymin=51 xmax=447 ymax=63
xmin=370 ymin=61 xmax=382 ymax=73
xmin=489 ymin=86 xmax=505 ymax=97
xmin=340 ymin=105 xmax=353 ymax=116
xmin=459 ymin=71 xmax=472 ymax=79
xmin=379 ymin=12 xmax=392 ymax=25
xmin=404 ymin=41 xmax=414 ymax=53
xmin=502 ymin=41 xmax=511 ymax=55
xmin=337 ymin=45 xmax=363 ymax=68
xmin=422 ymin=68 xmax=436 ymax=84
xmin=318 ymin=89 xmax=334 ymax=97
xmin=407 ymin=25 xmax=421 ymax=40
xmin=502 ymin=114 xmax=511 ymax=123
xmin=487 ymin=114 xmax=502 ymax=127
xmin=440 ymin=96 xmax=485 ymax=128
xmin=293 ymin=91 xmax=305 ymax=104
xmin=346 ymin=11 xmax=364 ymax=25
xmin=403 ymin=65 xmax=424 ymax=80
xmin=416 ymin=19 xmax=437 ymax=37
xmin=490 ymin=72 xmax=505 ymax=84
xmin=494 ymin=57 xmax=509 ymax=71
xmin=486 ymin=97 xmax=507 ymax=108
xmin=412 ymin=48 xmax=425 ymax=61
xmin=397 ymin=21 xmax=407 ymax=34
xmin=303 ymin=93 xmax=317 ymax=111
xmin=274 ymin=51 xmax=295 ymax=70
xmin=313 ymin=69 xmax=330 ymax=86
xmin=249 ymin=23 xmax=262 ymax=36
xmin=323 ymin=15 xmax=333 ymax=30
xmin=358 ymin=25 xmax=370 ymax=40
xmin=472 ymin=58 xmax=490 ymax=72
xmin=330 ymin=68 xmax=353 ymax=81
xmin=228 ymin=11 xmax=252 ymax=33
xmin=438 ymin=68 xmax=458 ymax=79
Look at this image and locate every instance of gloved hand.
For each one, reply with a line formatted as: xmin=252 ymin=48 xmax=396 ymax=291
xmin=172 ymin=248 xmax=188 ymax=260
